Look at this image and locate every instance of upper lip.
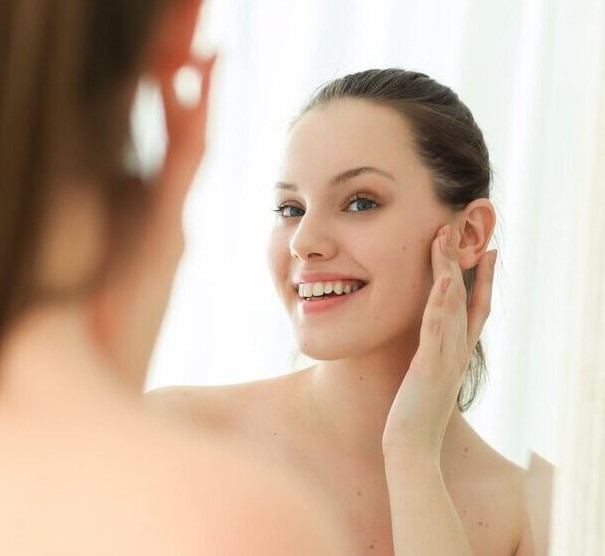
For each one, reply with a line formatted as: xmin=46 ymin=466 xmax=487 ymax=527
xmin=293 ymin=271 xmax=368 ymax=286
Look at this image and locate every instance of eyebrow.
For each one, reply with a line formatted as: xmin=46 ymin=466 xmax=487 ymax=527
xmin=275 ymin=166 xmax=396 ymax=191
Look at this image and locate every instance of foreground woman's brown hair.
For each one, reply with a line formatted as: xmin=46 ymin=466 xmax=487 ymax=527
xmin=0 ymin=1 xmax=347 ymax=554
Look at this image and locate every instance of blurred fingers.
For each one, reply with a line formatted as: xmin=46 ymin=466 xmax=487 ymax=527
xmin=157 ymin=53 xmax=217 ymax=208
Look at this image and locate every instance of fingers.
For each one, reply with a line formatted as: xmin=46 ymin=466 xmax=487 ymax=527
xmin=157 ymin=53 xmax=217 ymax=208
xmin=431 ymin=226 xmax=454 ymax=285
xmin=466 ymin=249 xmax=497 ymax=351
xmin=431 ymin=224 xmax=496 ymax=357
xmin=161 ymin=53 xmax=217 ymax=153
xmin=418 ymin=273 xmax=452 ymax=357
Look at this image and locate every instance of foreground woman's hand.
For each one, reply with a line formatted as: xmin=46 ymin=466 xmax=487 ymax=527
xmin=382 ymin=224 xmax=497 ymax=555
xmin=91 ymin=54 xmax=217 ymax=387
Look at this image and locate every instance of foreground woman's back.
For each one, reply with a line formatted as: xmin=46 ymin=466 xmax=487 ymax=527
xmin=0 ymin=309 xmax=343 ymax=555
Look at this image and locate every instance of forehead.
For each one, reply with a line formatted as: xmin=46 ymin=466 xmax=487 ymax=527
xmin=281 ymin=99 xmax=425 ymax=185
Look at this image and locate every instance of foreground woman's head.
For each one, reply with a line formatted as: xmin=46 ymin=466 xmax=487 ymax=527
xmin=0 ymin=0 xmax=205 ymax=380
xmin=269 ymin=69 xmax=495 ymax=410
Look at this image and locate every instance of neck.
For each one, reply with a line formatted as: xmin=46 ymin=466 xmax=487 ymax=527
xmin=304 ymin=339 xmax=418 ymax=458
xmin=0 ymin=301 xmax=140 ymax=413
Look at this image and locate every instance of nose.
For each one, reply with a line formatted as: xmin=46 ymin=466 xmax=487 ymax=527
xmin=289 ymin=211 xmax=337 ymax=262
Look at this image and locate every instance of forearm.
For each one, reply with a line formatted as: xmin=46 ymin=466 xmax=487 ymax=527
xmin=384 ymin=451 xmax=474 ymax=556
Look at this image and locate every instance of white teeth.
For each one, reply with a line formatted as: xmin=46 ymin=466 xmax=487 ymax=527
xmin=300 ymin=283 xmax=312 ymax=298
xmin=312 ymin=283 xmax=324 ymax=297
xmin=297 ymin=280 xmax=364 ymax=299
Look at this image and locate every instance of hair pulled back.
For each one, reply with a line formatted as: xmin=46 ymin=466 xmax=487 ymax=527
xmin=0 ymin=0 xmax=168 ymax=334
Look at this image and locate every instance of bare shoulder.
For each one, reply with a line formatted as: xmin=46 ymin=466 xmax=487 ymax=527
xmin=523 ymin=452 xmax=554 ymax=556
xmin=145 ymin=371 xmax=302 ymax=434
xmin=146 ymin=424 xmax=348 ymax=556
xmin=445 ymin=415 xmax=537 ymax=555
xmin=456 ymin=438 xmax=553 ymax=555
xmin=144 ymin=378 xmax=350 ymax=554
xmin=0 ymin=393 xmax=345 ymax=555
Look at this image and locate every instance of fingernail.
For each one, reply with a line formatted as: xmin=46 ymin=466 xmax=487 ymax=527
xmin=491 ymin=250 xmax=498 ymax=267
xmin=438 ymin=226 xmax=450 ymax=254
xmin=174 ymin=66 xmax=203 ymax=108
xmin=207 ymin=52 xmax=219 ymax=69
xmin=439 ymin=233 xmax=448 ymax=255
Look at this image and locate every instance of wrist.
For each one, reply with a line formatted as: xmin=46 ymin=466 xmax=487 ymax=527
xmin=383 ymin=442 xmax=441 ymax=472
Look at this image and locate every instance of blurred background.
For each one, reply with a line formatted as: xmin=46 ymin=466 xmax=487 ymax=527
xmin=142 ymin=0 xmax=604 ymax=469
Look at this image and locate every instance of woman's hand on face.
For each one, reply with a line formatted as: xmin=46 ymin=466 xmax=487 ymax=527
xmin=382 ymin=225 xmax=497 ymax=463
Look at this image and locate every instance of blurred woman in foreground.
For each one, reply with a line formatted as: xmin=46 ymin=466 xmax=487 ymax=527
xmin=0 ymin=1 xmax=346 ymax=554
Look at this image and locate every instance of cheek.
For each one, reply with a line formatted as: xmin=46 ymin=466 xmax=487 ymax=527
xmin=366 ymin=234 xmax=433 ymax=321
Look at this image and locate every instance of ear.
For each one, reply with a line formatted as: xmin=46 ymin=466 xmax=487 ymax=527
xmin=145 ymin=0 xmax=204 ymax=77
xmin=454 ymin=199 xmax=496 ymax=270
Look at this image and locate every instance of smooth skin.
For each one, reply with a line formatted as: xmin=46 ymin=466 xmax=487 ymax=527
xmin=149 ymin=100 xmax=545 ymax=555
xmin=0 ymin=1 xmax=347 ymax=554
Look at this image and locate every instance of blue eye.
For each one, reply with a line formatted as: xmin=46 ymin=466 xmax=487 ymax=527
xmin=274 ymin=204 xmax=305 ymax=218
xmin=347 ymin=197 xmax=378 ymax=212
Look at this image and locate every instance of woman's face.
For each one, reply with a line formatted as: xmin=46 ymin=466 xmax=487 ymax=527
xmin=268 ymin=99 xmax=453 ymax=361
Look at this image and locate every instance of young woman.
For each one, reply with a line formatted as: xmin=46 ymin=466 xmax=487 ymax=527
xmin=0 ymin=0 xmax=346 ymax=554
xmin=150 ymin=69 xmax=548 ymax=555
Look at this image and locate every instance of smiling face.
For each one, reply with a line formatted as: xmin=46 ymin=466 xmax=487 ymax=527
xmin=268 ymin=99 xmax=454 ymax=361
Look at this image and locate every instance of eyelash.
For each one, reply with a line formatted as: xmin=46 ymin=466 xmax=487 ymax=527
xmin=345 ymin=194 xmax=379 ymax=213
xmin=273 ymin=194 xmax=380 ymax=219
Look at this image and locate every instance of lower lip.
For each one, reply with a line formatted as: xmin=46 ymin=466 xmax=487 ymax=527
xmin=297 ymin=288 xmax=365 ymax=314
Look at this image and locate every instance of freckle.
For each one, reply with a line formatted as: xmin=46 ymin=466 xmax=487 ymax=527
xmin=369 ymin=544 xmax=374 ymax=550
xmin=401 ymin=245 xmax=407 ymax=251
xmin=464 ymin=447 xmax=469 ymax=452
xmin=359 ymin=376 xmax=364 ymax=381
xmin=478 ymin=521 xmax=484 ymax=527
xmin=462 ymin=509 xmax=467 ymax=514
xmin=357 ymin=491 xmax=362 ymax=496
xmin=411 ymin=283 xmax=417 ymax=290
xmin=272 ymin=432 xmax=278 ymax=436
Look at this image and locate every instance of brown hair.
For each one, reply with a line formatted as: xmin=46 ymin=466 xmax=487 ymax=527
xmin=298 ymin=69 xmax=493 ymax=411
xmin=0 ymin=0 xmax=168 ymax=335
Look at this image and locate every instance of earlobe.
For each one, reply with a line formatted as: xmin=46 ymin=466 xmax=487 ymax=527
xmin=146 ymin=0 xmax=204 ymax=77
xmin=456 ymin=199 xmax=496 ymax=270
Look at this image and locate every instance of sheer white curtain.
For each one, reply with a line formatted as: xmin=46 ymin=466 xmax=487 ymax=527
xmin=546 ymin=0 xmax=605 ymax=552
xmin=145 ymin=0 xmax=602 ymax=480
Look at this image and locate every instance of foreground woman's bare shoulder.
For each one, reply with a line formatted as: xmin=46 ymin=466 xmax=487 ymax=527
xmin=146 ymin=372 xmax=297 ymax=435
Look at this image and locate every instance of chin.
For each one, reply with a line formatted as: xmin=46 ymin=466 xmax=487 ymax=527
xmin=296 ymin=330 xmax=373 ymax=361
xmin=294 ymin=318 xmax=422 ymax=362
